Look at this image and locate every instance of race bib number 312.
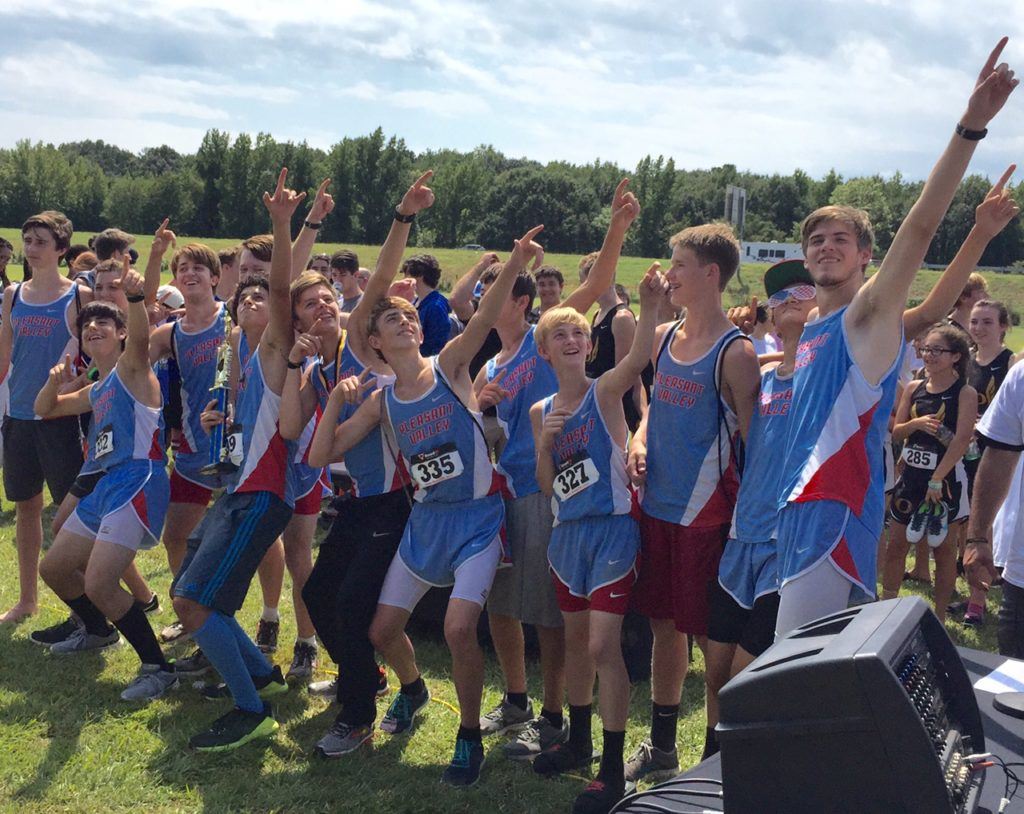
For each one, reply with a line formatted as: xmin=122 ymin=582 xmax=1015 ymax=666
xmin=410 ymin=442 xmax=464 ymax=488
xmin=94 ymin=425 xmax=114 ymax=458
xmin=554 ymin=451 xmax=599 ymax=501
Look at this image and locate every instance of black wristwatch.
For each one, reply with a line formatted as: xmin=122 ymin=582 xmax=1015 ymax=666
xmin=303 ymin=220 xmax=322 ymax=231
xmin=394 ymin=208 xmax=415 ymax=224
xmin=955 ymin=123 xmax=987 ymax=141
xmin=287 ymin=360 xmax=303 ymax=370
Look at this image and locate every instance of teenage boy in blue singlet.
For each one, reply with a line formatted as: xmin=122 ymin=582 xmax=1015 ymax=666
xmin=773 ymin=40 xmax=1018 ymax=636
xmin=473 ymin=180 xmax=637 ymax=758
xmin=528 ymin=264 xmax=664 ymax=814
xmin=0 ymin=210 xmax=92 ymax=623
xmin=318 ymin=225 xmax=543 ymax=787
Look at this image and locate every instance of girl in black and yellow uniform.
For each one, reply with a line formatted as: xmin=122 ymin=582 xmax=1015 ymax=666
xmin=882 ymin=324 xmax=977 ymax=623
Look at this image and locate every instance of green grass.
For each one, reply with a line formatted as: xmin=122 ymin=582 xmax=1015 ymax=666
xmin=0 ymin=492 xmax=1006 ymax=813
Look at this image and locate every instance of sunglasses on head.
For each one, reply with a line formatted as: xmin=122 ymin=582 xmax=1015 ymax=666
xmin=767 ymin=284 xmax=816 ymax=309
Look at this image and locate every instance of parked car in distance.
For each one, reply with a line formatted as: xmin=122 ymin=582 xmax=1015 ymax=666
xmin=460 ymin=244 xmax=486 ymax=251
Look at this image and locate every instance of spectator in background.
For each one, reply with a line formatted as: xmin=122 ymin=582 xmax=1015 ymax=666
xmin=307 ymin=253 xmax=330 ymax=275
xmin=402 ymin=253 xmax=452 ymax=356
xmin=949 ymin=272 xmax=989 ymax=337
xmin=355 ymin=267 xmax=370 ymax=291
xmin=217 ymin=247 xmax=239 ymax=302
xmin=69 ymin=251 xmax=97 ymax=281
xmin=533 ymin=265 xmax=564 ymax=314
xmin=750 ymin=305 xmax=779 ymax=356
xmin=0 ymin=237 xmax=13 ymax=290
xmin=615 ymin=283 xmax=631 ymax=308
xmin=63 ymin=244 xmax=90 ymax=274
xmin=329 ymin=250 xmax=363 ymax=314
xmin=79 ymin=228 xmax=135 ymax=290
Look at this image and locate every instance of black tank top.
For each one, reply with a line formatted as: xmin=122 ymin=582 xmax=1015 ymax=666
xmin=585 ymin=303 xmax=654 ymax=431
xmin=907 ymin=379 xmax=963 ymax=457
xmin=969 ymin=347 xmax=1013 ymax=416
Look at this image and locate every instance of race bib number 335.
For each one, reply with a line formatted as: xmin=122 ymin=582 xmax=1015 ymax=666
xmin=554 ymin=452 xmax=599 ymax=501
xmin=410 ymin=442 xmax=464 ymax=488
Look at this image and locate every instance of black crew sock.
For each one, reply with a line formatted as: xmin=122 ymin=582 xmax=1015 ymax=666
xmin=541 ymin=707 xmax=564 ymax=729
xmin=506 ymin=691 xmax=528 ymax=711
xmin=701 ymin=726 xmax=719 ymax=760
xmin=568 ymin=703 xmax=593 ymax=757
xmin=66 ymin=595 xmax=113 ymax=636
xmin=598 ymin=729 xmax=626 ymax=785
xmin=113 ymin=604 xmax=170 ymax=669
xmin=401 ymin=675 xmax=426 ymax=697
xmin=651 ymin=702 xmax=679 ymax=752
xmin=457 ymin=724 xmax=482 ymax=744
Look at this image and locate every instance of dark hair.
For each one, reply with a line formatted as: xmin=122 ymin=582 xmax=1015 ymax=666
xmin=0 ymin=237 xmax=12 ymax=253
xmin=76 ymin=300 xmax=126 ymax=340
xmin=330 ymin=249 xmax=359 ymax=274
xmin=480 ymin=265 xmax=535 ymax=318
xmin=22 ymin=210 xmax=73 ymax=252
xmin=972 ymin=299 xmax=1010 ymax=341
xmin=534 ymin=265 xmax=564 ymax=286
xmin=218 ymin=247 xmax=239 ymax=267
xmin=368 ymin=297 xmax=420 ymax=361
xmin=927 ymin=322 xmax=971 ymax=381
xmin=92 ymin=258 xmax=123 ymax=278
xmin=93 ymin=228 xmax=135 ymax=261
xmin=241 ymin=234 xmax=273 ymax=262
xmin=231 ymin=274 xmax=270 ymax=322
xmin=307 ymin=252 xmax=331 ymax=269
xmin=401 ymin=254 xmax=442 ymax=289
xmin=755 ymin=304 xmax=769 ymax=323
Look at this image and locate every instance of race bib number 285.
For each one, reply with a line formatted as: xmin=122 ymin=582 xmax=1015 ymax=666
xmin=410 ymin=442 xmax=464 ymax=488
xmin=901 ymin=445 xmax=939 ymax=470
xmin=554 ymin=452 xmax=599 ymax=501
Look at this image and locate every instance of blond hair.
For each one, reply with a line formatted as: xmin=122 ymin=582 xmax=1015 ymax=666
xmin=535 ymin=306 xmax=591 ymax=351
xmin=290 ymin=271 xmax=333 ymax=318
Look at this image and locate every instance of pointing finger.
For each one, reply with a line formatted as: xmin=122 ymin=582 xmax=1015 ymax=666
xmin=413 ymin=170 xmax=433 ymax=188
xmin=991 ymin=163 xmax=1017 ymax=195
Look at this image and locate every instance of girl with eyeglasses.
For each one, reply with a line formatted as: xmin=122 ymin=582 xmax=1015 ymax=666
xmin=881 ymin=323 xmax=977 ymax=622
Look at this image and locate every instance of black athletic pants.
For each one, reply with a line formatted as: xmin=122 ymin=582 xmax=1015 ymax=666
xmin=302 ymin=486 xmax=412 ymax=726
xmin=998 ymin=580 xmax=1024 ymax=659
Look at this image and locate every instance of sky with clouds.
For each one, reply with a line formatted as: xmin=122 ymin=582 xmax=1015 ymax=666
xmin=2 ymin=0 xmax=1023 ymax=181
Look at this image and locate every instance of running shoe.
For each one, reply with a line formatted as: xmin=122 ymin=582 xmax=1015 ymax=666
xmin=137 ymin=594 xmax=160 ymax=615
xmin=441 ymin=738 xmax=484 ymax=788
xmin=255 ymin=619 xmax=280 ymax=654
xmin=121 ymin=665 xmax=179 ymax=702
xmin=906 ymin=503 xmax=930 ymax=544
xmin=29 ymin=615 xmax=81 ymax=647
xmin=623 ymin=738 xmax=680 ymax=785
xmin=159 ymin=621 xmax=189 ymax=643
xmin=380 ymin=687 xmax=430 ymax=734
xmin=926 ymin=503 xmax=949 ymax=549
xmin=533 ymin=742 xmax=600 ymax=777
xmin=49 ymin=626 xmax=120 ymax=655
xmin=572 ymin=778 xmax=626 ymax=814
xmin=307 ymin=677 xmax=338 ymax=698
xmin=962 ymin=602 xmax=986 ymax=628
xmin=504 ymin=715 xmax=569 ymax=760
xmin=189 ymin=703 xmax=279 ymax=752
xmin=175 ymin=648 xmax=213 ymax=677
xmin=200 ymin=665 xmax=288 ymax=701
xmin=480 ymin=696 xmax=533 ymax=735
xmin=316 ymin=718 xmax=374 ymax=758
xmin=285 ymin=642 xmax=318 ymax=684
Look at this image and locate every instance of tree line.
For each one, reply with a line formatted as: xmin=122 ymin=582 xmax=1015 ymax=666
xmin=0 ymin=129 xmax=1021 ymax=266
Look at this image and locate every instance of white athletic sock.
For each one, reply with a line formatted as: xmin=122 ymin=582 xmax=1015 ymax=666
xmin=297 ymin=635 xmax=317 ymax=647
xmin=261 ymin=606 xmax=280 ymax=623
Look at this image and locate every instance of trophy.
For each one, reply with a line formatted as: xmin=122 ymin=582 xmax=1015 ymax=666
xmin=199 ymin=315 xmax=240 ymax=476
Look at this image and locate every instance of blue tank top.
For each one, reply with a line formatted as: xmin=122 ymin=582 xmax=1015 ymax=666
xmin=485 ymin=326 xmax=559 ymax=498
xmin=384 ymin=358 xmax=502 ymax=504
xmin=777 ymin=306 xmax=902 ymax=533
xmin=172 ymin=304 xmax=227 ymax=467
xmin=230 ymin=344 xmax=296 ymax=505
xmin=729 ymin=367 xmax=793 ymax=543
xmin=642 ymin=324 xmax=743 ymax=527
xmin=311 ymin=343 xmax=408 ymax=498
xmin=542 ymin=381 xmax=632 ymax=524
xmin=8 ymin=283 xmax=79 ymax=419
xmin=86 ymin=369 xmax=165 ymax=470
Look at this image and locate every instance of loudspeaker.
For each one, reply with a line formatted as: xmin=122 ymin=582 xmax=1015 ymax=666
xmin=718 ymin=597 xmax=985 ymax=813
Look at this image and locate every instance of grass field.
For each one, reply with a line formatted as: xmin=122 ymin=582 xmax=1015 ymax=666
xmin=0 ymin=224 xmax=1017 ymax=811
xmin=1 ymin=227 xmax=1022 ymax=350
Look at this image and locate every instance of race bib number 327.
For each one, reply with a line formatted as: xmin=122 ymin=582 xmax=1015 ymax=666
xmin=554 ymin=451 xmax=599 ymax=501
xmin=410 ymin=442 xmax=464 ymax=488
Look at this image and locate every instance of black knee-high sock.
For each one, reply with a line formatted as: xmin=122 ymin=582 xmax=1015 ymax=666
xmin=113 ymin=604 xmax=170 ymax=668
xmin=568 ymin=703 xmax=593 ymax=756
xmin=599 ymin=729 xmax=625 ymax=785
xmin=651 ymin=702 xmax=679 ymax=752
xmin=66 ymin=595 xmax=113 ymax=636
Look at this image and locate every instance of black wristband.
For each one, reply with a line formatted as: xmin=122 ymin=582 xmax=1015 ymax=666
xmin=303 ymin=220 xmax=322 ymax=230
xmin=394 ymin=208 xmax=415 ymax=224
xmin=287 ymin=360 xmax=303 ymax=370
xmin=955 ymin=123 xmax=987 ymax=141
xmin=126 ymin=294 xmax=145 ymax=303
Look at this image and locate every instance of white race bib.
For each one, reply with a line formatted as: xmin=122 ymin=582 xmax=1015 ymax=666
xmin=410 ymin=442 xmax=464 ymax=488
xmin=226 ymin=423 xmax=243 ymax=467
xmin=94 ymin=425 xmax=114 ymax=458
xmin=553 ymin=452 xmax=599 ymax=501
xmin=901 ymin=446 xmax=939 ymax=470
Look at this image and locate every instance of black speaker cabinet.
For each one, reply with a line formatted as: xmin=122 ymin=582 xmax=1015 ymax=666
xmin=718 ymin=597 xmax=985 ymax=813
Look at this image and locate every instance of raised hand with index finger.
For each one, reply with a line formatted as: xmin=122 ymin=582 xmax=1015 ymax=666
xmin=263 ymin=167 xmax=307 ymax=222
xmin=152 ymin=218 xmax=177 ymax=255
xmin=399 ymin=170 xmax=436 ymax=216
xmin=963 ymin=36 xmax=1019 ymax=130
xmin=307 ymin=178 xmax=335 ymax=223
xmin=975 ymin=164 xmax=1020 ymax=238
xmin=610 ymin=178 xmax=641 ymax=231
